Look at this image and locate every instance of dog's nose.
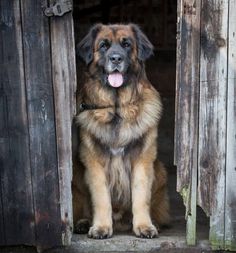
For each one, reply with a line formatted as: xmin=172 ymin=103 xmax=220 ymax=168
xmin=109 ymin=53 xmax=124 ymax=64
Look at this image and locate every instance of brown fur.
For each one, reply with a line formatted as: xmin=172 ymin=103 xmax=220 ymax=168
xmin=73 ymin=24 xmax=170 ymax=239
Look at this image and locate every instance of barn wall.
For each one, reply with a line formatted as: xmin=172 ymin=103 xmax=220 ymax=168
xmin=0 ymin=0 xmax=76 ymax=249
xmin=0 ymin=0 xmax=36 ymax=244
xmin=175 ymin=0 xmax=236 ymax=251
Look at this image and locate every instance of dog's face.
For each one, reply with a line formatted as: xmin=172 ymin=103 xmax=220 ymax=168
xmin=77 ymin=24 xmax=153 ymax=88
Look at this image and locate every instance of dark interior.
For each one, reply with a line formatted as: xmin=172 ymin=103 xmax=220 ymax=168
xmin=72 ymin=0 xmax=209 ymax=240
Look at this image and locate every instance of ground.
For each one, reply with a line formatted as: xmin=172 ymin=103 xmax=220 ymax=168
xmin=0 ymin=234 xmax=212 ymax=253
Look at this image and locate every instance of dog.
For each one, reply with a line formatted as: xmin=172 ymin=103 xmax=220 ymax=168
xmin=72 ymin=24 xmax=170 ymax=239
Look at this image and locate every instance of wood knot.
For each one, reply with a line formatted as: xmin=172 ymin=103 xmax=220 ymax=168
xmin=216 ymin=37 xmax=226 ymax=47
xmin=201 ymin=160 xmax=209 ymax=169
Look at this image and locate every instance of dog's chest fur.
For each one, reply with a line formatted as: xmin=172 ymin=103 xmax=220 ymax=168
xmin=96 ymin=109 xmax=143 ymax=212
xmin=107 ymin=152 xmax=131 ymax=210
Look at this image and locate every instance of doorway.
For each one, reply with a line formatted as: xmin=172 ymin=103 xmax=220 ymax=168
xmin=72 ymin=0 xmax=209 ymax=248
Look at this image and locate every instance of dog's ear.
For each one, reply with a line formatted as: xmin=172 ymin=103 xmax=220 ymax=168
xmin=131 ymin=24 xmax=154 ymax=61
xmin=76 ymin=24 xmax=102 ymax=65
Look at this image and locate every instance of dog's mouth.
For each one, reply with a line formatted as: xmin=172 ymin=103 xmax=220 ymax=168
xmin=107 ymin=71 xmax=124 ymax=88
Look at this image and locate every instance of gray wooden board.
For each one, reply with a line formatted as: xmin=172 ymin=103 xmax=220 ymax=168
xmin=225 ymin=0 xmax=236 ymax=250
xmin=20 ymin=0 xmax=61 ymax=248
xmin=0 ymin=0 xmax=36 ymax=245
xmin=50 ymin=10 xmax=76 ymax=245
xmin=174 ymin=0 xmax=181 ymax=166
xmin=175 ymin=0 xmax=201 ymax=245
xmin=198 ymin=0 xmax=228 ymax=249
xmin=0 ymin=86 xmax=6 ymax=244
xmin=175 ymin=0 xmax=200 ymax=195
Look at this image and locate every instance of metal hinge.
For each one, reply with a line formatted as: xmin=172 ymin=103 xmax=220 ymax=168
xmin=43 ymin=0 xmax=72 ymax=17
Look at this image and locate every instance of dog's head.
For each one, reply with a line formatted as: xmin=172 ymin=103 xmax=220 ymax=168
xmin=77 ymin=24 xmax=153 ymax=88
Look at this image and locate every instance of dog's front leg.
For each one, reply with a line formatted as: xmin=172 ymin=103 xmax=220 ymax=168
xmin=132 ymin=159 xmax=158 ymax=238
xmin=85 ymin=161 xmax=113 ymax=239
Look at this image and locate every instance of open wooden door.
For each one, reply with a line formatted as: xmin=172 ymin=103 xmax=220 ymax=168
xmin=0 ymin=0 xmax=76 ymax=250
xmin=175 ymin=0 xmax=236 ymax=251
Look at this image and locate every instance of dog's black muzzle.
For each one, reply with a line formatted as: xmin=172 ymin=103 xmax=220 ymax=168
xmin=105 ymin=45 xmax=128 ymax=74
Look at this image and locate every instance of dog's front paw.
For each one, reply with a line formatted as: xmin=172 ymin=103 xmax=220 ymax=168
xmin=133 ymin=224 xmax=158 ymax=239
xmin=88 ymin=225 xmax=113 ymax=239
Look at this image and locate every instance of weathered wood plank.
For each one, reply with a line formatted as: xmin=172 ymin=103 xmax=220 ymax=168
xmin=20 ymin=0 xmax=61 ymax=249
xmin=50 ymin=8 xmax=76 ymax=245
xmin=0 ymin=0 xmax=36 ymax=245
xmin=174 ymin=0 xmax=181 ymax=166
xmin=175 ymin=0 xmax=201 ymax=245
xmin=0 ymin=187 xmax=4 ymax=244
xmin=198 ymin=0 xmax=228 ymax=250
xmin=225 ymin=0 xmax=236 ymax=250
xmin=0 ymin=94 xmax=6 ymax=244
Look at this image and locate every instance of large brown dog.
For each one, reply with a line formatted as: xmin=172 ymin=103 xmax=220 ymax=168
xmin=73 ymin=24 xmax=170 ymax=239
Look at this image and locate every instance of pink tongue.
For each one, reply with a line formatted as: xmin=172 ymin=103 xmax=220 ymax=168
xmin=108 ymin=73 xmax=123 ymax=87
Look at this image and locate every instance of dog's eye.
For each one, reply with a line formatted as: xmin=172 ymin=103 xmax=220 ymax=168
xmin=121 ymin=39 xmax=131 ymax=48
xmin=99 ymin=40 xmax=110 ymax=51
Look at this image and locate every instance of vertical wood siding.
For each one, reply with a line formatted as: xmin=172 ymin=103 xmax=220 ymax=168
xmin=176 ymin=0 xmax=236 ymax=250
xmin=198 ymin=0 xmax=228 ymax=249
xmin=0 ymin=0 xmax=75 ymax=249
xmin=50 ymin=8 xmax=76 ymax=245
xmin=225 ymin=0 xmax=236 ymax=250
xmin=175 ymin=0 xmax=201 ymax=245
xmin=0 ymin=0 xmax=36 ymax=245
xmin=20 ymin=0 xmax=62 ymax=248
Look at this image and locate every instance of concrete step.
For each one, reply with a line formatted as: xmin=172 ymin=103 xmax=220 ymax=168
xmin=57 ymin=233 xmax=211 ymax=253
